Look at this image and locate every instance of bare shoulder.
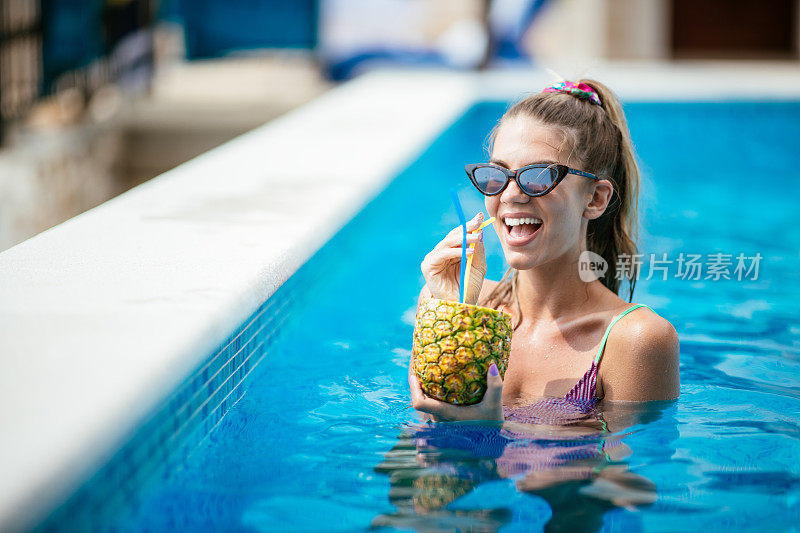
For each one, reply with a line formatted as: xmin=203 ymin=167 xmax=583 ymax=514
xmin=599 ymin=306 xmax=680 ymax=402
xmin=609 ymin=306 xmax=679 ymax=355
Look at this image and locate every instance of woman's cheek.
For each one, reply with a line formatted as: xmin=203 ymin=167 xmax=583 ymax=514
xmin=484 ymin=197 xmax=498 ymax=217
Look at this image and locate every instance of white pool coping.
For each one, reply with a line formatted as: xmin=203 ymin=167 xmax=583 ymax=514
xmin=0 ymin=70 xmax=476 ymax=532
xmin=2 ymin=61 xmax=799 ymax=531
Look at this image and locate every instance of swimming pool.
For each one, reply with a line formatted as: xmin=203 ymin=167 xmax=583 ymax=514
xmin=41 ymin=99 xmax=800 ymax=531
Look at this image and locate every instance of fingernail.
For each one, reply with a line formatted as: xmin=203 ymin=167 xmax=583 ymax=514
xmin=489 ymin=363 xmax=499 ymax=376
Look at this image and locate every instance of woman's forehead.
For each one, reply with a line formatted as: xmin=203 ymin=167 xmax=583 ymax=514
xmin=492 ymin=118 xmax=569 ymax=164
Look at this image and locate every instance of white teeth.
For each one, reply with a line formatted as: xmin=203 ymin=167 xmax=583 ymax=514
xmin=504 ymin=216 xmax=542 ymax=226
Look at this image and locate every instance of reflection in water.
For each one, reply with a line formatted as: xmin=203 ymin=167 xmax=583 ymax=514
xmin=371 ymin=399 xmax=678 ymax=532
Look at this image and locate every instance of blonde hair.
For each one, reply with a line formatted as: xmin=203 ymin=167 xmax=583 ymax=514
xmin=477 ymin=78 xmax=641 ymax=329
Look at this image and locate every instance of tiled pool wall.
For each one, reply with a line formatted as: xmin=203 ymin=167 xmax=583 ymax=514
xmin=38 ymin=271 xmax=309 ymax=530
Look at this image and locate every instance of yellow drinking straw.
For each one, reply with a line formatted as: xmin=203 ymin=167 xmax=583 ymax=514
xmin=463 ymin=216 xmax=495 ymax=303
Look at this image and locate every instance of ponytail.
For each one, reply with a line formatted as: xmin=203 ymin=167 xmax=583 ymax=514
xmin=579 ymin=78 xmax=640 ymax=300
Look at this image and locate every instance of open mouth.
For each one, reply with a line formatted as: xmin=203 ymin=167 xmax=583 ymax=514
xmin=503 ymin=217 xmax=543 ymax=245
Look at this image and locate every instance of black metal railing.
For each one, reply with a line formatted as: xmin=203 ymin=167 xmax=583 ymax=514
xmin=0 ymin=0 xmax=155 ymax=146
xmin=0 ymin=0 xmax=43 ymax=144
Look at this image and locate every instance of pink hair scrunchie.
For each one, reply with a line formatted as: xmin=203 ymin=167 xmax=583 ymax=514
xmin=542 ymin=81 xmax=602 ymax=107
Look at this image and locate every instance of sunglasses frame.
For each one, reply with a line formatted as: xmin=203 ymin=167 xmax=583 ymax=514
xmin=465 ymin=163 xmax=600 ymax=197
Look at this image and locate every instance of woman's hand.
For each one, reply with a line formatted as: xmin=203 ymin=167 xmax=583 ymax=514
xmin=408 ymin=354 xmax=504 ymax=422
xmin=421 ymin=212 xmax=487 ymax=304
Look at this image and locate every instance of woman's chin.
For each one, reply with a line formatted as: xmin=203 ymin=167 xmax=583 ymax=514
xmin=505 ymin=252 xmax=542 ymax=271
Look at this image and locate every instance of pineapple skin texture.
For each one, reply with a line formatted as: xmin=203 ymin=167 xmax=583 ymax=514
xmin=412 ymin=298 xmax=512 ymax=405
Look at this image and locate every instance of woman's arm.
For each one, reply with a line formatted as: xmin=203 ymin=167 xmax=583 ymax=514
xmin=598 ymin=310 xmax=680 ymax=402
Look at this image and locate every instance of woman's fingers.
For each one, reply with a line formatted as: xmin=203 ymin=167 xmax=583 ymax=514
xmin=409 ymin=371 xmax=437 ymax=408
xmin=480 ymin=363 xmax=504 ymax=420
xmin=424 ymin=231 xmax=481 ymax=269
xmin=408 ymin=374 xmax=436 ymax=422
xmin=421 ymin=212 xmax=488 ymax=301
xmin=414 ymin=399 xmax=458 ymax=420
xmin=485 ymin=363 xmax=503 ymax=401
xmin=421 ymin=248 xmax=474 ymax=287
xmin=435 ymin=229 xmax=483 ymax=251
xmin=424 ymin=246 xmax=474 ymax=269
xmin=435 ymin=213 xmax=485 ymax=249
xmin=408 ymin=369 xmax=421 ymax=391
xmin=409 ymin=361 xmax=504 ymax=422
xmin=461 ymin=211 xmax=485 ymax=232
xmin=409 ymin=372 xmax=460 ymax=419
xmin=469 ymin=211 xmax=485 ymax=227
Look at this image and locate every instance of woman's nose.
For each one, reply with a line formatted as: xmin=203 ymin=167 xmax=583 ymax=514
xmin=501 ymin=177 xmax=530 ymax=204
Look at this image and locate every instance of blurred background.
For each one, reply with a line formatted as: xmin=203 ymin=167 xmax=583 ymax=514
xmin=1 ymin=0 xmax=798 ymax=252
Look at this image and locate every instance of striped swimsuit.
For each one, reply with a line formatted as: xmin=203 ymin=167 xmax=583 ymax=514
xmin=503 ymin=303 xmax=652 ymax=424
xmin=565 ymin=303 xmax=652 ymax=402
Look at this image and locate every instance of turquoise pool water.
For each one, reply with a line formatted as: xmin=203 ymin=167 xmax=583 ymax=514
xmin=59 ymin=101 xmax=800 ymax=531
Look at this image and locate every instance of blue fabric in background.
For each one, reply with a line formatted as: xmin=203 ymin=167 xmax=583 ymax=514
xmin=41 ymin=0 xmax=105 ymax=90
xmin=159 ymin=0 xmax=548 ymax=78
xmin=173 ymin=0 xmax=317 ymax=59
xmin=491 ymin=0 xmax=551 ymax=61
xmin=41 ymin=0 xmax=152 ymax=93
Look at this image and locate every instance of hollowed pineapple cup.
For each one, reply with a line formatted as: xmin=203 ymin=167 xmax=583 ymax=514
xmin=412 ymin=297 xmax=512 ymax=405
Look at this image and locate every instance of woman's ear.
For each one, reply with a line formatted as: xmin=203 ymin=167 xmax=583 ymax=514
xmin=584 ymin=179 xmax=614 ymax=220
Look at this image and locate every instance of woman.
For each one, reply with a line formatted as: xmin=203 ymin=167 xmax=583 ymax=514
xmin=410 ymin=79 xmax=680 ymax=423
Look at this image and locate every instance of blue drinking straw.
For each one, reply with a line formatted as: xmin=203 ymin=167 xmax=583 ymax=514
xmin=450 ymin=188 xmax=468 ymax=304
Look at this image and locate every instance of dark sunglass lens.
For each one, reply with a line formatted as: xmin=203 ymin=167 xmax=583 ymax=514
xmin=473 ymin=166 xmax=506 ymax=194
xmin=518 ymin=166 xmax=556 ymax=195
